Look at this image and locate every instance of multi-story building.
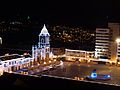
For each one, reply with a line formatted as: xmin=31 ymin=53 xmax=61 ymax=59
xmin=108 ymin=23 xmax=120 ymax=62
xmin=51 ymin=48 xmax=65 ymax=55
xmin=95 ymin=23 xmax=120 ymax=63
xmin=0 ymin=54 xmax=33 ymax=75
xmin=95 ymin=28 xmax=110 ymax=61
xmin=65 ymin=49 xmax=94 ymax=62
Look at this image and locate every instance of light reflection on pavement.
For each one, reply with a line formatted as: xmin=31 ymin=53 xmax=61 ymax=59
xmin=35 ymin=61 xmax=120 ymax=86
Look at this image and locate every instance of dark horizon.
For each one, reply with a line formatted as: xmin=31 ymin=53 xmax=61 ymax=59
xmin=0 ymin=0 xmax=120 ymax=28
xmin=0 ymin=0 xmax=120 ymax=52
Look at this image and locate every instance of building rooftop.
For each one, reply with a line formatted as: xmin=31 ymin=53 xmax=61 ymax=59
xmin=0 ymin=54 xmax=21 ymax=61
xmin=0 ymin=54 xmax=31 ymax=61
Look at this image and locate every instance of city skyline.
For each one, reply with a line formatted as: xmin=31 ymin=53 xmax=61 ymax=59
xmin=1 ymin=1 xmax=120 ymax=89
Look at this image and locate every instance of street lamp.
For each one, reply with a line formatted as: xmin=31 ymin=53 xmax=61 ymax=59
xmin=116 ymin=39 xmax=120 ymax=43
xmin=43 ymin=62 xmax=46 ymax=64
xmin=37 ymin=63 xmax=40 ymax=66
xmin=49 ymin=60 xmax=51 ymax=63
xmin=0 ymin=37 xmax=2 ymax=44
xmin=54 ymin=59 xmax=56 ymax=62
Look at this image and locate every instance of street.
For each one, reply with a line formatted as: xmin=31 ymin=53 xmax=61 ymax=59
xmin=15 ymin=61 xmax=120 ymax=86
xmin=34 ymin=61 xmax=120 ymax=86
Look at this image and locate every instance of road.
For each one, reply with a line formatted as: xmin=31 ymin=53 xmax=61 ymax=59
xmin=34 ymin=61 xmax=120 ymax=86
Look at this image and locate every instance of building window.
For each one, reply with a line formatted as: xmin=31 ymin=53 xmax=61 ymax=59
xmin=118 ymin=55 xmax=120 ymax=57
xmin=19 ymin=61 xmax=22 ymax=64
xmin=41 ymin=38 xmax=44 ymax=43
xmin=12 ymin=61 xmax=14 ymax=65
xmin=4 ymin=64 xmax=7 ymax=67
xmin=98 ymin=30 xmax=107 ymax=32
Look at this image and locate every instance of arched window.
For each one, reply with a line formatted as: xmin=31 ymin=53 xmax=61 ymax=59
xmin=41 ymin=38 xmax=44 ymax=43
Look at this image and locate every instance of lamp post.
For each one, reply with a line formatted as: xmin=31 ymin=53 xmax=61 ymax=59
xmin=0 ymin=37 xmax=2 ymax=44
xmin=116 ymin=39 xmax=120 ymax=64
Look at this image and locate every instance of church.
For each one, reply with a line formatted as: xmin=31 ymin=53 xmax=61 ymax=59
xmin=32 ymin=24 xmax=53 ymax=61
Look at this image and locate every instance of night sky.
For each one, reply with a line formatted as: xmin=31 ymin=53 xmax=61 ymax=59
xmin=0 ymin=0 xmax=120 ymax=27
xmin=0 ymin=0 xmax=120 ymax=51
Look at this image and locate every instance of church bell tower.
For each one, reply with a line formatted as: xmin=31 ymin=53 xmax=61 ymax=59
xmin=38 ymin=24 xmax=50 ymax=60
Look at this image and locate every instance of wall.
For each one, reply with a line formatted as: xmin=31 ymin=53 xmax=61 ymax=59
xmin=0 ymin=72 xmax=120 ymax=90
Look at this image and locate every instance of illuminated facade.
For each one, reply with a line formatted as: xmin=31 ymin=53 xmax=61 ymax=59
xmin=0 ymin=54 xmax=33 ymax=75
xmin=32 ymin=24 xmax=51 ymax=61
xmin=95 ymin=28 xmax=110 ymax=61
xmin=65 ymin=49 xmax=94 ymax=61
xmin=108 ymin=23 xmax=120 ymax=62
xmin=116 ymin=39 xmax=120 ymax=61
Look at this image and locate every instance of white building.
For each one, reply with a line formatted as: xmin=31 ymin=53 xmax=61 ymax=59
xmin=95 ymin=28 xmax=110 ymax=61
xmin=65 ymin=49 xmax=94 ymax=62
xmin=0 ymin=54 xmax=33 ymax=75
xmin=32 ymin=24 xmax=51 ymax=61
